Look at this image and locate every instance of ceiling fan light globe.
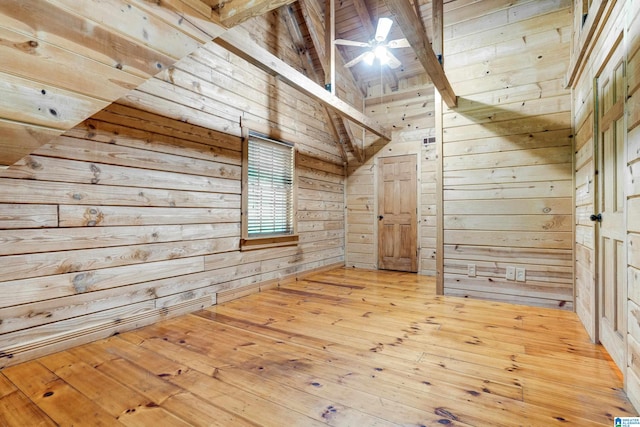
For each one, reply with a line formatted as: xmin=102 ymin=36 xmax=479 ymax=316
xmin=374 ymin=45 xmax=388 ymax=64
xmin=363 ymin=51 xmax=375 ymax=65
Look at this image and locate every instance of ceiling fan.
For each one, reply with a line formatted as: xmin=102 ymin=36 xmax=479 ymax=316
xmin=335 ymin=17 xmax=410 ymax=69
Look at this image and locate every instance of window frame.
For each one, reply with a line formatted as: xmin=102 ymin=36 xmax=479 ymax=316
xmin=241 ymin=129 xmax=298 ymax=251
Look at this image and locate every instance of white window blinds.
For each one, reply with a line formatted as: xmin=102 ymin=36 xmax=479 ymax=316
xmin=246 ymin=133 xmax=295 ymax=237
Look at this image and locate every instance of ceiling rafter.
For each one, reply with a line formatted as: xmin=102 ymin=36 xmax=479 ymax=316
xmin=299 ymin=0 xmax=367 ymax=162
xmin=215 ymin=0 xmax=299 ymax=27
xmin=281 ymin=4 xmax=348 ymax=162
xmin=215 ymin=26 xmax=392 ymax=141
xmin=383 ymin=0 xmax=457 ymax=108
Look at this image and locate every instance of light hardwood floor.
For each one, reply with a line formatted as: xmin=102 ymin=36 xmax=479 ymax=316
xmin=0 ymin=268 xmax=636 ymax=426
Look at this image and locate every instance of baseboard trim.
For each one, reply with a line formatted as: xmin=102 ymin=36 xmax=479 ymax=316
xmin=216 ymin=262 xmax=345 ymax=304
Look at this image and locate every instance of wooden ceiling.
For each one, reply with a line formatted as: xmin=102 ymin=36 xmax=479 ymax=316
xmin=210 ymin=0 xmax=455 ymax=106
xmin=288 ymin=0 xmax=440 ymax=94
xmin=327 ymin=0 xmax=426 ymax=90
xmin=0 ymin=0 xmax=454 ymax=167
xmin=203 ymin=0 xmax=444 ymax=94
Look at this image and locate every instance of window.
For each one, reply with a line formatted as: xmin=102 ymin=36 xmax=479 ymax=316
xmin=241 ymin=131 xmax=298 ymax=250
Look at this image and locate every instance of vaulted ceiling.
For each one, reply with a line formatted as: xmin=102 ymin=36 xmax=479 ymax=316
xmin=286 ymin=0 xmax=455 ymax=100
xmin=295 ymin=0 xmax=430 ymax=90
xmin=0 ymin=0 xmax=454 ymax=167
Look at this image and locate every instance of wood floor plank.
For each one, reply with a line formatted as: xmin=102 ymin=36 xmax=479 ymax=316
xmin=169 ymin=369 xmax=329 ymax=427
xmin=85 ymin=355 xmax=184 ymax=405
xmin=0 ymin=373 xmax=16 ymax=397
xmin=219 ymin=362 xmax=476 ymax=426
xmin=178 ymin=298 xmax=628 ymax=423
xmin=162 ymin=392 xmax=260 ymax=427
xmin=0 ymin=389 xmax=56 ymax=427
xmin=254 ymin=292 xmax=596 ymax=360
xmin=0 ymin=373 xmax=55 ymax=427
xmin=0 ymin=267 xmax=635 ymax=426
xmin=214 ymin=313 xmax=521 ymax=397
xmin=137 ymin=312 xmax=525 ymax=405
xmin=37 ymin=350 xmax=193 ymax=426
xmin=38 ymin=351 xmax=153 ymax=417
xmin=2 ymin=360 xmax=124 ymax=426
xmin=214 ymin=364 xmax=400 ymax=426
xmin=193 ymin=323 xmax=524 ymax=425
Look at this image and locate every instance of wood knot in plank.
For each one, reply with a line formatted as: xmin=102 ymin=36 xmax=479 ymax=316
xmin=12 ymin=40 xmax=39 ymax=54
xmin=83 ymin=207 xmax=104 ymax=226
xmin=26 ymin=157 xmax=43 ymax=170
xmin=73 ymin=271 xmax=97 ymax=293
xmin=434 ymin=407 xmax=458 ymax=422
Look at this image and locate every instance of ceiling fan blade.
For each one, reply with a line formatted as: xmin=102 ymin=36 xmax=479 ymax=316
xmin=344 ymin=51 xmax=370 ymax=68
xmin=386 ymin=38 xmax=410 ymax=49
xmin=375 ymin=17 xmax=393 ymax=42
xmin=385 ymin=50 xmax=402 ymax=69
xmin=335 ymin=39 xmax=369 ymax=47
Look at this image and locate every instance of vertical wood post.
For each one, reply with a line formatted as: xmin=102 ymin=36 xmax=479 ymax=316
xmin=432 ymin=0 xmax=443 ymax=65
xmin=435 ymin=90 xmax=444 ymax=295
xmin=325 ymin=0 xmax=336 ymax=94
xmin=432 ymin=0 xmax=445 ymax=295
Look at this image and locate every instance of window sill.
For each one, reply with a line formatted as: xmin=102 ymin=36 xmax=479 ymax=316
xmin=240 ymin=234 xmax=299 ymax=251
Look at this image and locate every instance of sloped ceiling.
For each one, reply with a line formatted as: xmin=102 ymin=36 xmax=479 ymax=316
xmin=0 ymin=0 xmax=449 ymax=167
xmin=0 ymin=0 xmax=226 ymax=167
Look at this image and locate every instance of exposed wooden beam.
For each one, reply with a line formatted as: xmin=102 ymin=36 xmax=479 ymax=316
xmin=324 ymin=108 xmax=348 ymax=162
xmin=340 ymin=116 xmax=364 ymax=163
xmin=324 ymin=0 xmax=336 ymax=94
xmin=431 ymin=0 xmax=443 ymax=64
xmin=383 ymin=0 xmax=457 ymax=108
xmin=218 ymin=0 xmax=298 ymax=27
xmin=299 ymin=0 xmax=327 ymax=62
xmin=281 ymin=4 xmax=347 ymax=162
xmin=169 ymin=0 xmax=214 ymax=19
xmin=298 ymin=0 xmax=368 ymax=162
xmin=215 ymin=26 xmax=392 ymax=141
xmin=351 ymin=0 xmax=399 ymax=91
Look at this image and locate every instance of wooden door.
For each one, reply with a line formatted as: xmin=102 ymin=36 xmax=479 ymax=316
xmin=595 ymin=42 xmax=626 ymax=370
xmin=377 ymin=154 xmax=418 ymax=272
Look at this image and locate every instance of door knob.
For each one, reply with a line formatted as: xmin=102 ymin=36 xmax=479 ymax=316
xmin=590 ymin=213 xmax=602 ymax=222
xmin=378 ymin=215 xmax=384 ymax=220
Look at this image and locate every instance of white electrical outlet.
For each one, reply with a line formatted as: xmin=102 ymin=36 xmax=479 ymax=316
xmin=506 ymin=266 xmax=516 ymax=281
xmin=467 ymin=264 xmax=476 ymax=277
xmin=516 ymin=267 xmax=526 ymax=282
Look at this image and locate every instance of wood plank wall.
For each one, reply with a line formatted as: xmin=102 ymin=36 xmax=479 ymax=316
xmin=0 ymin=0 xmax=225 ymax=166
xmin=569 ymin=0 xmax=640 ymax=410
xmin=0 ymin=12 xmax=345 ymax=368
xmin=440 ymin=0 xmax=574 ymax=308
xmin=345 ymin=76 xmax=437 ymax=275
